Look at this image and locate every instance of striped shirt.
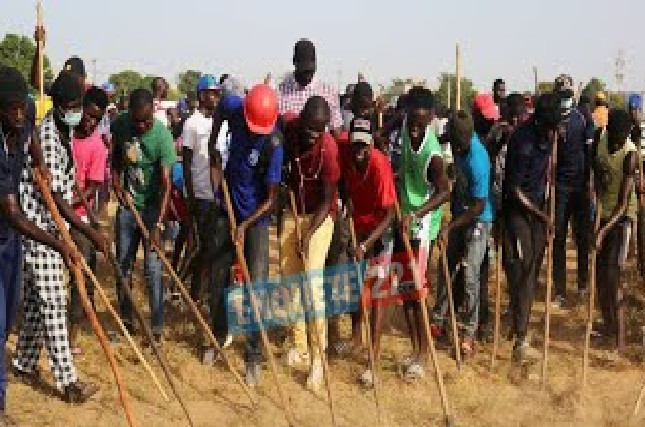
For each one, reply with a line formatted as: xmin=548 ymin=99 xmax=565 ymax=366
xmin=278 ymin=74 xmax=342 ymax=129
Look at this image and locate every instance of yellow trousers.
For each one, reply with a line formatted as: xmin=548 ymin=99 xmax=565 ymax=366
xmin=280 ymin=211 xmax=334 ymax=358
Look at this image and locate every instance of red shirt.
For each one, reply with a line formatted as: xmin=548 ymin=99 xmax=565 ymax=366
xmin=71 ymin=130 xmax=107 ymax=218
xmin=285 ymin=119 xmax=340 ymax=216
xmin=340 ymin=143 xmax=396 ymax=235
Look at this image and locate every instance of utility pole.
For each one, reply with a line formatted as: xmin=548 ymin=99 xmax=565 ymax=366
xmin=91 ymin=58 xmax=97 ymax=84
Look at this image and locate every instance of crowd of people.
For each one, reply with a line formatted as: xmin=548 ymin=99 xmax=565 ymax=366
xmin=0 ymin=27 xmax=644 ymax=425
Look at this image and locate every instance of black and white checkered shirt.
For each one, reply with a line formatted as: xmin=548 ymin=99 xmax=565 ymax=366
xmin=19 ymin=109 xmax=74 ymax=236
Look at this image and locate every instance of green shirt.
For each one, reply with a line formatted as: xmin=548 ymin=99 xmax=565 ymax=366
xmin=596 ymin=133 xmax=636 ymax=220
xmin=397 ymin=123 xmax=444 ymax=240
xmin=111 ymin=114 xmax=176 ymax=210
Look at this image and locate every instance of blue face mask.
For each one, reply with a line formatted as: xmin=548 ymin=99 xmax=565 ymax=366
xmin=59 ymin=107 xmax=82 ymax=128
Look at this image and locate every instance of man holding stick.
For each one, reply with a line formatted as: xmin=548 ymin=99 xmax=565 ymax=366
xmin=0 ymin=66 xmax=79 ymax=420
xmin=14 ymin=71 xmax=108 ymax=402
xmin=69 ymin=86 xmax=109 ymax=354
xmin=396 ymin=87 xmax=450 ymax=379
xmin=281 ymin=96 xmax=338 ymax=390
xmin=434 ymin=110 xmax=494 ymax=357
xmin=339 ymin=116 xmax=396 ymax=387
xmin=208 ymin=85 xmax=284 ymax=385
xmin=593 ymin=108 xmax=637 ymax=350
xmin=182 ymin=74 xmax=230 ymax=364
xmin=502 ymin=93 xmax=559 ymax=363
xmin=111 ymin=88 xmax=175 ymax=345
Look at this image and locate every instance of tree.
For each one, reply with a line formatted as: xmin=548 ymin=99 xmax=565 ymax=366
xmin=434 ymin=73 xmax=476 ymax=111
xmin=108 ymin=70 xmax=143 ymax=96
xmin=0 ymin=33 xmax=53 ymax=85
xmin=382 ymin=77 xmax=426 ymax=106
xmin=177 ymin=70 xmax=202 ymax=97
xmin=581 ymin=77 xmax=606 ymax=100
xmin=537 ymin=81 xmax=555 ymax=94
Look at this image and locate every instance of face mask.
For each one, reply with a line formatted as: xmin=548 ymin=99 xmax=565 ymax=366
xmin=560 ymin=97 xmax=574 ymax=111
xmin=59 ymin=107 xmax=83 ymax=128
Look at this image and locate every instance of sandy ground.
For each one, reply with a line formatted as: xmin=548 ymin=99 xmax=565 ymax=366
xmin=6 ymin=206 xmax=645 ymax=426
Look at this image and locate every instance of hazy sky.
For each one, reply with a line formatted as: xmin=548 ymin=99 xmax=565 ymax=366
xmin=2 ymin=0 xmax=643 ymax=93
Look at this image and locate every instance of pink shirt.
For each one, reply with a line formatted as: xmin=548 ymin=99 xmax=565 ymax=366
xmin=72 ymin=130 xmax=107 ymax=218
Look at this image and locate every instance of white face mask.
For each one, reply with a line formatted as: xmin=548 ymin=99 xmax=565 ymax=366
xmin=560 ymin=97 xmax=574 ymax=111
xmin=58 ymin=107 xmax=83 ymax=128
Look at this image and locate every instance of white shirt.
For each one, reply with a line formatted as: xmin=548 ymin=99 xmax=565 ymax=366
xmin=153 ymin=99 xmax=174 ymax=128
xmin=182 ymin=110 xmax=229 ymax=200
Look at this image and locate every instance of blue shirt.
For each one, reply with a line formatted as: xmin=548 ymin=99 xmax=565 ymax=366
xmin=0 ymin=126 xmax=29 ymax=239
xmin=452 ymin=133 xmax=494 ymax=223
xmin=504 ymin=121 xmax=552 ymax=207
xmin=221 ymin=96 xmax=284 ymax=224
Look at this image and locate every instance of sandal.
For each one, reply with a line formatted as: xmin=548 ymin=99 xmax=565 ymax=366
xmin=461 ymin=337 xmax=476 ymax=358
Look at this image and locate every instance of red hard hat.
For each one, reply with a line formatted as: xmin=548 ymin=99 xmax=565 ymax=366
xmin=244 ymin=84 xmax=278 ymax=135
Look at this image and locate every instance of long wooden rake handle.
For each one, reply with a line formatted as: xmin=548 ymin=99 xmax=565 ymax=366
xmin=542 ymin=133 xmax=558 ymax=387
xmin=219 ymin=178 xmax=295 ymax=426
xmin=583 ymin=198 xmax=602 ymax=387
xmin=119 ymin=191 xmax=258 ymax=408
xmin=438 ymin=244 xmax=462 ymax=371
xmin=32 ymin=168 xmax=136 ymax=427
xmin=347 ymin=215 xmax=383 ymax=424
xmin=287 ymin=191 xmax=338 ymax=426
xmin=104 ymin=250 xmax=195 ymax=426
xmin=78 ymin=258 xmax=169 ymax=401
xmin=491 ymin=237 xmax=503 ymax=370
xmin=394 ymin=199 xmax=453 ymax=426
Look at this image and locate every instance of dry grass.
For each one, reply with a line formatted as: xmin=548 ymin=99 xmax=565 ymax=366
xmin=6 ymin=206 xmax=645 ymax=426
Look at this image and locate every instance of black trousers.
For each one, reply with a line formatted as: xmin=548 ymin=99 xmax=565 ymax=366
xmin=504 ymin=208 xmax=546 ymax=342
xmin=553 ymin=183 xmax=591 ymax=297
xmin=211 ymin=215 xmax=267 ymax=364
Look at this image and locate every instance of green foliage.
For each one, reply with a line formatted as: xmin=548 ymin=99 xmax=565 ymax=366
xmin=382 ymin=77 xmax=420 ymax=105
xmin=108 ymin=70 xmax=143 ymax=96
xmin=0 ymin=33 xmax=53 ymax=85
xmin=537 ymin=81 xmax=555 ymax=94
xmin=435 ymin=73 xmax=476 ymax=110
xmin=581 ymin=78 xmax=607 ymax=100
xmin=177 ymin=70 xmax=202 ymax=98
xmin=609 ymin=92 xmax=625 ymax=109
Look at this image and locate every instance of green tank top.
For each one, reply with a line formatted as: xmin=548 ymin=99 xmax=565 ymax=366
xmin=597 ymin=133 xmax=636 ymax=219
xmin=398 ymin=122 xmax=444 ymax=239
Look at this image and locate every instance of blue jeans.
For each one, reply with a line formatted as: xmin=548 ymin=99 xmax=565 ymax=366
xmin=0 ymin=229 xmax=22 ymax=409
xmin=115 ymin=206 xmax=164 ymax=335
xmin=433 ymin=221 xmax=492 ymax=337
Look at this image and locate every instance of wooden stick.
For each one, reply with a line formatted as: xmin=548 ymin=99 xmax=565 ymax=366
xmin=583 ymin=198 xmax=602 ymax=387
xmin=455 ymin=43 xmax=461 ymax=111
xmin=394 ymin=200 xmax=453 ymax=426
xmin=79 ymin=258 xmax=170 ymax=402
xmin=533 ymin=67 xmax=539 ymax=96
xmin=438 ymin=245 xmax=462 ymax=370
xmin=120 ymin=191 xmax=258 ymax=408
xmin=220 ymin=179 xmax=295 ymax=425
xmin=491 ymin=237 xmax=503 ymax=370
xmin=32 ymin=168 xmax=136 ymax=427
xmin=541 ymin=133 xmax=558 ymax=387
xmin=104 ymin=249 xmax=195 ymax=426
xmin=36 ymin=0 xmax=44 ymax=101
xmin=286 ymin=191 xmax=337 ymax=425
xmin=347 ymin=215 xmax=383 ymax=423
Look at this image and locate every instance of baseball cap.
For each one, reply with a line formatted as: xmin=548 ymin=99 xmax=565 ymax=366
xmin=554 ymin=74 xmax=574 ymax=94
xmin=197 ymin=74 xmax=220 ymax=92
xmin=349 ymin=117 xmax=373 ymax=145
xmin=293 ymin=39 xmax=316 ymax=71
xmin=473 ymin=93 xmax=500 ymax=121
xmin=628 ymin=94 xmax=643 ymax=110
xmin=63 ymin=56 xmax=86 ymax=78
xmin=101 ymin=82 xmax=116 ymax=94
